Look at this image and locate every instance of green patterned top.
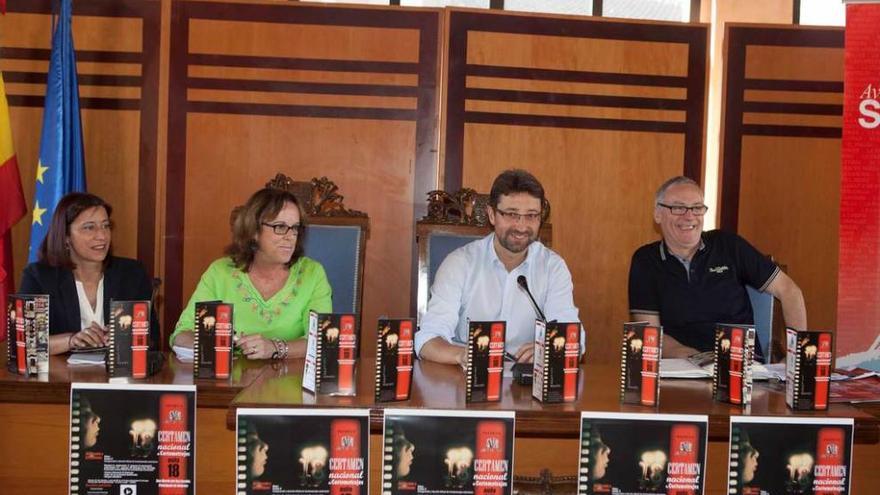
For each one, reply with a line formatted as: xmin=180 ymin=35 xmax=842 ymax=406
xmin=170 ymin=256 xmax=332 ymax=345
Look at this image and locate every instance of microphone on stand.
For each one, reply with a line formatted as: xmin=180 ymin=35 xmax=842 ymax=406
xmin=517 ymin=275 xmax=546 ymax=323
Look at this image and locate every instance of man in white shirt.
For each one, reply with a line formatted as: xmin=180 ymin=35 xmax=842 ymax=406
xmin=415 ymin=169 xmax=580 ymax=365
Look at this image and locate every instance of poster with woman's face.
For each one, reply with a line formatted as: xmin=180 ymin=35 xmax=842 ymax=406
xmin=383 ymin=409 xmax=515 ymax=495
xmin=237 ymin=408 xmax=369 ymax=494
xmin=728 ymin=417 xmax=854 ymax=495
xmin=579 ymin=412 xmax=708 ymax=495
xmin=70 ymin=384 xmax=196 ymax=495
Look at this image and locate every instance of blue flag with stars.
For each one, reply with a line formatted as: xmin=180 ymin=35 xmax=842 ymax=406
xmin=28 ymin=0 xmax=86 ymax=262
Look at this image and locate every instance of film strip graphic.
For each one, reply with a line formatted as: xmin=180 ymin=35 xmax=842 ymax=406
xmin=374 ymin=323 xmax=385 ymax=401
xmin=107 ymin=307 xmax=118 ymax=376
xmin=791 ymin=334 xmax=803 ymax=408
xmin=381 ymin=421 xmax=398 ymax=495
xmin=465 ymin=325 xmax=477 ymax=402
xmin=539 ymin=326 xmax=552 ymax=401
xmin=728 ymin=425 xmax=744 ymax=494
xmin=618 ymin=327 xmax=629 ymax=403
xmin=69 ymin=389 xmax=85 ymax=494
xmin=235 ymin=417 xmax=250 ymax=495
xmin=577 ymin=419 xmax=592 ymax=495
xmin=315 ymin=323 xmax=325 ymax=392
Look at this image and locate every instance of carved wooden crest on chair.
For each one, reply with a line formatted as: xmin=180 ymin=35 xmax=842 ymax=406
xmin=422 ymin=188 xmax=551 ymax=226
xmin=266 ymin=173 xmax=367 ymax=218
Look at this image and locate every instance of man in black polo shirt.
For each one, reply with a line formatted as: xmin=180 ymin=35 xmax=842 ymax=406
xmin=628 ymin=176 xmax=807 ymax=358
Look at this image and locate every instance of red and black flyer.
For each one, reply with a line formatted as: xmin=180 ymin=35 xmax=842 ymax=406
xmin=107 ymin=300 xmax=152 ymax=379
xmin=620 ymin=323 xmax=663 ymax=406
xmin=69 ymin=383 xmax=196 ymax=495
xmin=6 ymin=294 xmax=49 ymax=375
xmin=532 ymin=320 xmax=581 ymax=403
xmin=382 ymin=409 xmax=515 ymax=495
xmin=375 ymin=318 xmax=415 ymax=402
xmin=578 ymin=411 xmax=708 ymax=495
xmin=713 ymin=324 xmax=756 ymax=406
xmin=466 ymin=321 xmax=506 ymax=403
xmin=786 ymin=329 xmax=834 ymax=410
xmin=236 ymin=408 xmax=369 ymax=495
xmin=303 ymin=311 xmax=359 ymax=396
xmin=193 ymin=301 xmax=234 ymax=379
xmin=728 ymin=416 xmax=853 ymax=495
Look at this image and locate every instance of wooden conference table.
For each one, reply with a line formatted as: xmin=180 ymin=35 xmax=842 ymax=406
xmin=1 ymin=352 xmax=878 ymax=494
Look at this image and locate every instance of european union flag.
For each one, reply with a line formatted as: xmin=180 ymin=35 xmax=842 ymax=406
xmin=28 ymin=0 xmax=86 ymax=262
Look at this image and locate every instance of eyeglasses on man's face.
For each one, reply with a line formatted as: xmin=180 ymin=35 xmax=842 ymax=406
xmin=262 ymin=222 xmax=301 ymax=236
xmin=494 ymin=209 xmax=542 ymax=223
xmin=656 ymin=203 xmax=708 ymax=216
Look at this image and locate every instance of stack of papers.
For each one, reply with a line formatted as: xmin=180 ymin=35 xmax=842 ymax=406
xmin=67 ymin=352 xmax=106 ymax=366
xmin=659 ymin=358 xmax=778 ymax=380
xmin=172 ymin=345 xmax=194 ymax=363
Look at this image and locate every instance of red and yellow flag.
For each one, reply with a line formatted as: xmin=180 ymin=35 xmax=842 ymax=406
xmin=0 ymin=71 xmax=28 ymax=341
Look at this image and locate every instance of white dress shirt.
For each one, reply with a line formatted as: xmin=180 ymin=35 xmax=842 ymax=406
xmin=415 ymin=233 xmax=580 ymax=356
xmin=75 ymin=278 xmax=104 ymax=330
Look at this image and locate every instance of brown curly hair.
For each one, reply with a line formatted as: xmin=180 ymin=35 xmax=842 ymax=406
xmin=225 ymin=188 xmax=306 ymax=271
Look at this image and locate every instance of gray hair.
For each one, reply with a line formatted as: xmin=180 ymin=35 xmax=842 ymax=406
xmin=655 ymin=176 xmax=700 ymax=205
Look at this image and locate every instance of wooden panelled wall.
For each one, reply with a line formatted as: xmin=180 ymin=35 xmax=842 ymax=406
xmin=719 ymin=25 xmax=843 ymax=340
xmin=2 ymin=1 xmax=842 ymax=363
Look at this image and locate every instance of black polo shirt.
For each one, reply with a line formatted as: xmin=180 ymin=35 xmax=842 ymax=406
xmin=628 ymin=229 xmax=779 ymax=353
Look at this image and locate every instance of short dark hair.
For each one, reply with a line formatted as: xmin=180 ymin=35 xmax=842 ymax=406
xmin=489 ymin=169 xmax=545 ymax=208
xmin=226 ymin=188 xmax=306 ymax=271
xmin=38 ymin=192 xmax=113 ymax=269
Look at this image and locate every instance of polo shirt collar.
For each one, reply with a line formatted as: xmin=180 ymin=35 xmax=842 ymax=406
xmin=659 ymin=236 xmax=706 ymax=262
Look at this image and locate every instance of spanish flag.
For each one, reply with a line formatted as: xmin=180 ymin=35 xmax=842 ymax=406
xmin=0 ymin=71 xmax=27 ymax=341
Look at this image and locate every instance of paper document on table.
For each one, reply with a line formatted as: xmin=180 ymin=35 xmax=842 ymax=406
xmin=172 ymin=345 xmax=194 ymax=363
xmin=660 ymin=358 xmax=712 ymax=378
xmin=661 ymin=358 xmax=775 ymax=380
xmin=66 ymin=352 xmax=105 ymax=366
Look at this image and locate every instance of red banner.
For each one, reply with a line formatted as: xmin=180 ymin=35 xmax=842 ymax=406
xmin=837 ymin=3 xmax=880 ymax=364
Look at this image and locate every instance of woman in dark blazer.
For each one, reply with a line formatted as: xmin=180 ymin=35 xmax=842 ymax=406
xmin=19 ymin=192 xmax=159 ymax=354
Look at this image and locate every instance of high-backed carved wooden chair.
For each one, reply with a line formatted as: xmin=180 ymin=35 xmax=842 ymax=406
xmin=414 ymin=188 xmax=551 ymax=322
xmin=266 ymin=174 xmax=369 ymax=319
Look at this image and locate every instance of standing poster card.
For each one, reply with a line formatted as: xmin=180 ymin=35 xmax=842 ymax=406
xmin=465 ymin=320 xmax=506 ymax=403
xmin=713 ymin=324 xmax=756 ymax=406
xmin=532 ymin=320 xmax=581 ymax=403
xmin=6 ymin=294 xmax=49 ymax=375
xmin=578 ymin=411 xmax=708 ymax=495
xmin=303 ymin=311 xmax=359 ymax=396
xmin=382 ymin=408 xmax=515 ymax=495
xmin=619 ymin=323 xmax=663 ymax=406
xmin=236 ymin=408 xmax=370 ymax=495
xmin=69 ymin=383 xmax=196 ymax=495
xmin=193 ymin=301 xmax=234 ymax=379
xmin=375 ymin=319 xmax=415 ymax=402
xmin=107 ymin=300 xmax=152 ymax=378
xmin=728 ymin=416 xmax=854 ymax=495
xmin=786 ymin=329 xmax=834 ymax=410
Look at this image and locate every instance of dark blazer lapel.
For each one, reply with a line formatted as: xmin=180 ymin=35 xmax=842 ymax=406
xmin=102 ymin=257 xmax=116 ymax=322
xmin=59 ymin=268 xmax=81 ymax=332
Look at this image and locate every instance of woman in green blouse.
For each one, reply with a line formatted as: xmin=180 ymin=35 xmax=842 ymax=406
xmin=170 ymin=188 xmax=332 ymax=359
